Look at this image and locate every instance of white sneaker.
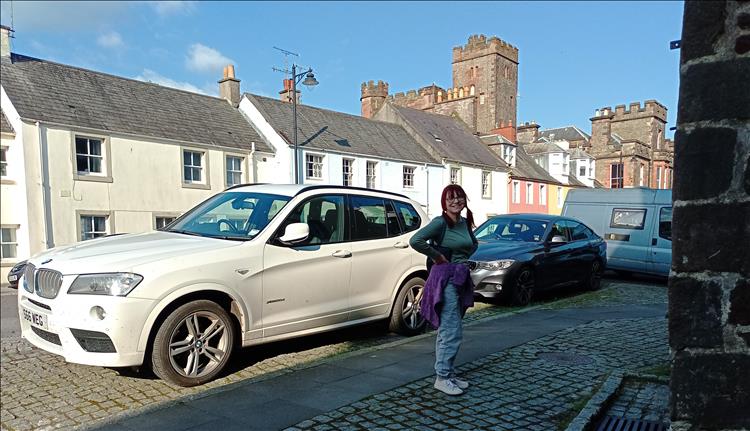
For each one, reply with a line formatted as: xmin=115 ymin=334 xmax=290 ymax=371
xmin=451 ymin=377 xmax=469 ymax=390
xmin=434 ymin=377 xmax=463 ymax=396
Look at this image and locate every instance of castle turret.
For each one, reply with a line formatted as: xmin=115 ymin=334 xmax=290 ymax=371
xmin=589 ymin=107 xmax=615 ymax=153
xmin=361 ymin=80 xmax=389 ymax=118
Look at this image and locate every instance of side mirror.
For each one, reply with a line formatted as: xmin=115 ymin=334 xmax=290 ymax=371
xmin=550 ymin=235 xmax=567 ymax=244
xmin=279 ymin=223 xmax=309 ymax=245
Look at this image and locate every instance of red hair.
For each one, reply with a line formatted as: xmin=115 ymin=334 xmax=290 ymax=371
xmin=440 ymin=184 xmax=475 ymax=229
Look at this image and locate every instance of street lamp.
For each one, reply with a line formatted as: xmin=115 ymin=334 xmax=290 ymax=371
xmin=276 ymin=63 xmax=318 ymax=184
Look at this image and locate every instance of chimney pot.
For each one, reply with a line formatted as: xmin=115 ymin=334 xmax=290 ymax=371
xmin=227 ymin=65 xmax=235 ymax=79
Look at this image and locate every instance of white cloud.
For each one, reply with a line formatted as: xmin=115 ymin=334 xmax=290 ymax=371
xmin=134 ymin=69 xmax=205 ymax=94
xmin=186 ymin=43 xmax=234 ymax=74
xmin=150 ymin=1 xmax=196 ymax=16
xmin=97 ymin=31 xmax=124 ymax=48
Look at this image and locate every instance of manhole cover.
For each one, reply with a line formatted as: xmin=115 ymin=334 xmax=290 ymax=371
xmin=537 ymin=352 xmax=594 ymax=365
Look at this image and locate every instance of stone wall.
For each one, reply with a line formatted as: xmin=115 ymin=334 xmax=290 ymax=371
xmin=433 ymin=98 xmax=476 ymax=132
xmin=670 ymin=1 xmax=750 ymax=430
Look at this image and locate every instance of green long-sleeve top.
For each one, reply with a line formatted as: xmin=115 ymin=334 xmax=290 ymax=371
xmin=409 ymin=216 xmax=478 ymax=263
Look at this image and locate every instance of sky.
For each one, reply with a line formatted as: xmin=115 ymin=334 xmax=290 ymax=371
xmin=0 ymin=1 xmax=684 ymax=137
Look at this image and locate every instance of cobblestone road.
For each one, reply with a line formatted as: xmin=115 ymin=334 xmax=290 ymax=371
xmin=0 ymin=278 xmax=666 ymax=431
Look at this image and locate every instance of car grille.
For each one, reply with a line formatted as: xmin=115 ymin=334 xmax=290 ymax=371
xmin=24 ymin=264 xmax=63 ymax=299
xmin=70 ymin=329 xmax=117 ymax=353
xmin=31 ymin=326 xmax=61 ymax=346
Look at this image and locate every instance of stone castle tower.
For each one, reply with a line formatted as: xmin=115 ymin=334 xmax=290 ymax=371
xmin=360 ymin=34 xmax=519 ymax=135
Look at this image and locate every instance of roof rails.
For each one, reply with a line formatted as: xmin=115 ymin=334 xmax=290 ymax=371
xmin=295 ymin=184 xmax=409 ymax=199
xmin=224 ymin=183 xmax=269 ymax=191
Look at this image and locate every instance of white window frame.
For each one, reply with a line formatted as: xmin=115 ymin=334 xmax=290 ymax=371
xmin=639 ymin=164 xmax=645 ymax=187
xmin=306 ymin=153 xmax=324 ymax=180
xmin=481 ymin=171 xmax=491 ymax=198
xmin=342 ymin=158 xmax=354 ymax=187
xmin=224 ymin=153 xmax=245 ymax=188
xmin=182 ymin=147 xmax=210 ymax=189
xmin=153 ymin=212 xmax=181 ymax=230
xmin=366 ymin=160 xmax=377 ymax=189
xmin=450 ymin=166 xmax=461 ymax=185
xmin=610 ymin=163 xmax=624 ymax=188
xmin=403 ymin=165 xmax=415 ymax=188
xmin=526 ymin=182 xmax=533 ymax=204
xmin=72 ymin=133 xmax=113 ymax=183
xmin=512 ymin=180 xmax=520 ymax=204
xmin=76 ymin=210 xmax=113 ymax=242
xmin=656 ymin=166 xmax=663 ymax=189
xmin=540 ymin=184 xmax=546 ymax=205
xmin=0 ymin=146 xmax=7 ymax=179
xmin=0 ymin=225 xmax=18 ymax=260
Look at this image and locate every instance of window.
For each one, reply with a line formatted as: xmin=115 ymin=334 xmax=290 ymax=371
xmin=502 ymin=145 xmax=515 ymax=165
xmin=540 ymin=184 xmax=546 ymax=205
xmin=470 ymin=85 xmax=475 ymax=96
xmin=459 ymin=88 xmax=464 ymax=98
xmin=306 ymin=154 xmax=323 ymax=180
xmin=526 ymin=183 xmax=533 ymax=204
xmin=656 ymin=166 xmax=663 ymax=189
xmin=403 ymin=166 xmax=415 ymax=188
xmin=450 ymin=167 xmax=461 ymax=185
xmin=479 ymin=93 xmax=485 ymax=105
xmin=610 ymin=208 xmax=647 ymax=230
xmin=639 ymin=164 xmax=645 ymax=186
xmin=80 ymin=215 xmax=108 ymax=241
xmin=366 ymin=161 xmax=377 ymax=189
xmin=155 ymin=216 xmax=176 ymax=230
xmin=1 ymin=227 xmax=17 ymax=259
xmin=512 ymin=181 xmax=520 ymax=204
xmin=278 ymin=195 xmax=345 ymax=245
xmin=504 ymin=66 xmax=509 ymax=79
xmin=579 ymin=164 xmax=586 ymax=177
xmin=393 ymin=201 xmax=421 ymax=234
xmin=0 ymin=147 xmax=7 ymax=177
xmin=342 ymin=158 xmax=354 ymax=186
xmin=351 ymin=196 xmax=387 ymax=241
xmin=482 ymin=171 xmax=491 ymax=198
xmin=183 ymin=150 xmax=204 ymax=183
xmin=225 ymin=155 xmax=244 ymax=187
xmin=557 ymin=187 xmax=563 ymax=207
xmin=659 ymin=207 xmax=672 ymax=241
xmin=570 ymin=222 xmax=594 ymax=241
xmin=75 ymin=136 xmax=103 ymax=174
xmin=610 ymin=163 xmax=624 ymax=188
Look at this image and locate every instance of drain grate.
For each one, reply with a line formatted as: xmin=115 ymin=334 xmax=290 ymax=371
xmin=537 ymin=352 xmax=594 ymax=365
xmin=595 ymin=415 xmax=668 ymax=431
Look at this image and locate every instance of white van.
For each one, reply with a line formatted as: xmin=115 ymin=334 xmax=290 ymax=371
xmin=562 ymin=188 xmax=672 ymax=277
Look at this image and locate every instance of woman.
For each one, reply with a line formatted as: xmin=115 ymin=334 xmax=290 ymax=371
xmin=409 ymin=184 xmax=477 ymax=396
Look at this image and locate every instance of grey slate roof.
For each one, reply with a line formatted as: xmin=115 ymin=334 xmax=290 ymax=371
xmin=0 ymin=54 xmax=272 ymax=153
xmin=481 ymin=135 xmax=559 ymax=184
xmin=247 ymin=94 xmax=440 ymax=165
xmin=523 ymin=141 xmax=567 ymax=155
xmin=569 ymin=148 xmax=593 ymax=159
xmin=391 ymin=105 xmax=508 ymax=170
xmin=539 ymin=126 xmax=590 ymax=142
xmin=0 ymin=109 xmax=13 ymax=134
xmin=567 ymin=174 xmax=588 ymax=187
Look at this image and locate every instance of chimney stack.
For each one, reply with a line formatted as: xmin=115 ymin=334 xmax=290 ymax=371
xmin=218 ymin=64 xmax=240 ymax=106
xmin=279 ymin=78 xmax=300 ymax=104
xmin=1 ymin=25 xmax=12 ymax=58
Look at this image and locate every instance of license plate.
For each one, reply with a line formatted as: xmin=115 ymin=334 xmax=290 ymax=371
xmin=21 ymin=306 xmax=48 ymax=330
xmin=8 ymin=275 xmax=17 ymax=282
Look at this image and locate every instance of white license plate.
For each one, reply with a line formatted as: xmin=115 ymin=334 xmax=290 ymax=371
xmin=21 ymin=306 xmax=48 ymax=330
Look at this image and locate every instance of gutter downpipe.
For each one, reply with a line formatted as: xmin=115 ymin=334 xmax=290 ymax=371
xmin=424 ymin=163 xmax=429 ymax=218
xmin=250 ymin=141 xmax=256 ymax=183
xmin=37 ymin=122 xmax=54 ymax=249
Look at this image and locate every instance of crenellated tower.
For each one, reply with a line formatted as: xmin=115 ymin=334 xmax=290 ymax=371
xmin=360 ymin=80 xmax=389 ymax=119
xmin=452 ymin=34 xmax=519 ymax=134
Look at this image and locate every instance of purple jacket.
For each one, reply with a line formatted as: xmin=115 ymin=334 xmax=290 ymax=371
xmin=421 ymin=263 xmax=475 ymax=329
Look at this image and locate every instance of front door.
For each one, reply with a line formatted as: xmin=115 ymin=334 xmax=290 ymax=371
xmin=261 ymin=194 xmax=351 ymax=337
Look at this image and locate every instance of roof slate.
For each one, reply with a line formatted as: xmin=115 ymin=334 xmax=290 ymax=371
xmin=0 ymin=54 xmax=272 ymax=152
xmin=481 ymin=135 xmax=559 ymax=183
xmin=539 ymin=126 xmax=591 ymax=142
xmin=0 ymin=109 xmax=13 ymax=134
xmin=391 ymin=105 xmax=508 ymax=170
xmin=523 ymin=141 xmax=567 ymax=155
xmin=248 ymin=94 xmax=440 ymax=165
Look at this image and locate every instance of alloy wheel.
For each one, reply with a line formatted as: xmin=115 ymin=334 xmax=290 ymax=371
xmin=168 ymin=311 xmax=230 ymax=378
xmin=402 ymin=283 xmax=426 ymax=330
xmin=515 ymin=269 xmax=534 ymax=306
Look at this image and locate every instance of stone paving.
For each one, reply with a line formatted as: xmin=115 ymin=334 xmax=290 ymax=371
xmin=283 ymin=316 xmax=669 ymax=431
xmin=603 ymin=378 xmax=670 ymax=425
xmin=0 ymin=278 xmax=666 ymax=431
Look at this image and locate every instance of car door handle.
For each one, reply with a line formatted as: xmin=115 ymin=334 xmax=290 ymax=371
xmin=393 ymin=242 xmax=409 ymax=249
xmin=332 ymin=250 xmax=352 ymax=258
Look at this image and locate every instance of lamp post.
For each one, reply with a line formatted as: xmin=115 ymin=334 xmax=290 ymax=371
xmin=285 ymin=64 xmax=319 ymax=184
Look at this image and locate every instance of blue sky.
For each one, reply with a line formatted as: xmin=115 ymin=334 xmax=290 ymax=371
xmin=0 ymin=1 xmax=684 ymax=137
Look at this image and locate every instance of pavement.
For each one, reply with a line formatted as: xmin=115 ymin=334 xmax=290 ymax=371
xmin=89 ymin=304 xmax=669 ymax=430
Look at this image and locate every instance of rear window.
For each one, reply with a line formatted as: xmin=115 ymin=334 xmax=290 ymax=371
xmin=610 ymin=208 xmax=647 ymax=230
xmin=393 ymin=201 xmax=421 ymax=234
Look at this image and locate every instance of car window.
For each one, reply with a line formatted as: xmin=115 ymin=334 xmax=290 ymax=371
xmin=475 ymin=218 xmax=547 ymax=242
xmin=277 ymin=194 xmax=345 ymax=245
xmin=569 ymin=222 xmax=591 ymax=241
xmin=393 ymin=201 xmax=421 ymax=233
xmin=549 ymin=221 xmax=571 ymax=241
xmin=659 ymin=207 xmax=672 ymax=241
xmin=351 ymin=196 xmax=387 ymax=241
xmin=385 ymin=200 xmax=402 ymax=237
xmin=610 ymin=208 xmax=647 ymax=230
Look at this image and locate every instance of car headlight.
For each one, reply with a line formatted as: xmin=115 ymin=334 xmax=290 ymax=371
xmin=476 ymin=259 xmax=515 ymax=271
xmin=68 ymin=273 xmax=143 ymax=296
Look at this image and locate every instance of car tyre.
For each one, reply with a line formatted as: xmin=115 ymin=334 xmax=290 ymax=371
xmin=584 ymin=260 xmax=603 ymax=291
xmin=151 ymin=300 xmax=235 ymax=387
xmin=389 ymin=277 xmax=427 ymax=336
xmin=510 ymin=267 xmax=534 ymax=306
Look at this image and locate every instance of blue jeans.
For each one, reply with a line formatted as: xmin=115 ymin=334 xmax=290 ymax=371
xmin=435 ymin=282 xmax=463 ymax=378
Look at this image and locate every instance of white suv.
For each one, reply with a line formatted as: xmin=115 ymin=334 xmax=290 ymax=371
xmin=18 ymin=184 xmax=428 ymax=386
